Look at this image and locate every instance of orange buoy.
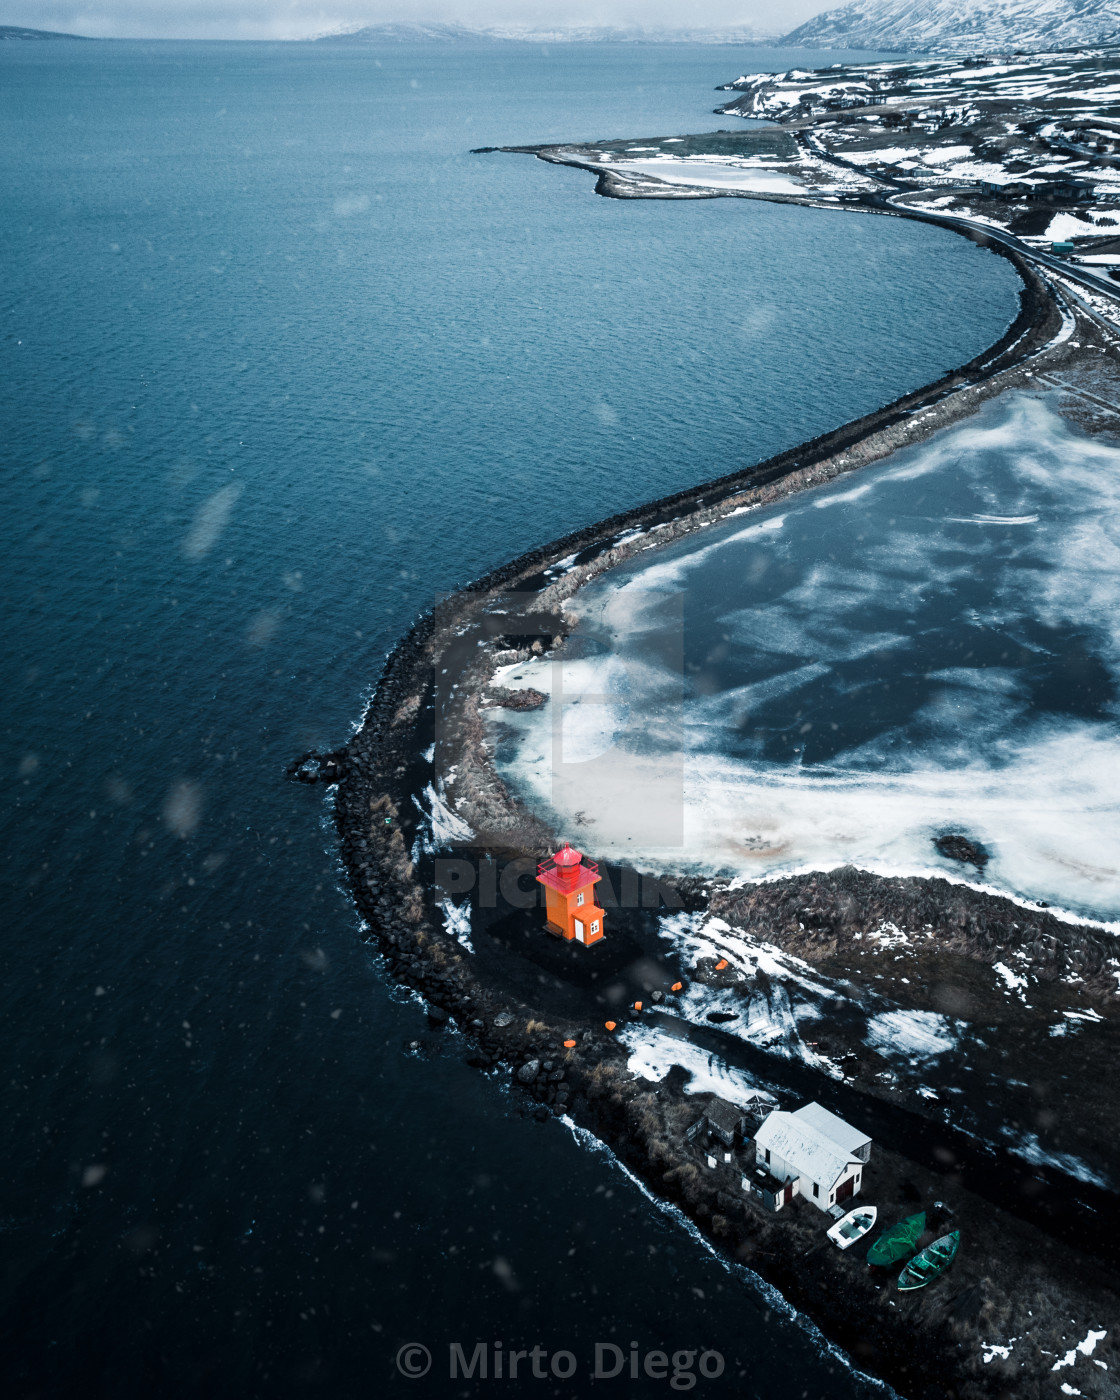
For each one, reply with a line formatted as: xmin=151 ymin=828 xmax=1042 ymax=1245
xmin=671 ymin=981 xmax=683 ymax=992
xmin=604 ymin=1021 xmax=617 ymax=1032
xmin=563 ymin=1039 xmax=577 ymax=1048
xmin=633 ymin=1000 xmax=643 ymax=1012
xmin=715 ymin=958 xmax=729 ymax=971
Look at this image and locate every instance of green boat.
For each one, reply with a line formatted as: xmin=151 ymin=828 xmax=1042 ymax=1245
xmin=897 ymin=1230 xmax=960 ymax=1291
xmin=866 ymin=1212 xmax=926 ymax=1268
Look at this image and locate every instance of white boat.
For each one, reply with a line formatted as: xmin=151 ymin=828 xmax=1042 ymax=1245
xmin=827 ymin=1204 xmax=878 ymax=1250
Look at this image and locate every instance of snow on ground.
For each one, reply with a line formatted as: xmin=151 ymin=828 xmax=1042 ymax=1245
xmin=1000 ymin=1129 xmax=1113 ymax=1190
xmin=913 ymin=144 xmax=974 ymax=166
xmin=933 ymin=158 xmax=1012 ymax=182
xmin=993 ymin=960 xmax=1029 ymax=1001
xmin=1052 ymin=1329 xmax=1108 ymax=1372
xmin=863 ymin=922 xmax=921 ymax=950
xmin=437 ymin=896 xmax=473 ymax=952
xmin=411 ymin=779 xmax=473 ymax=853
xmin=661 ymin=912 xmax=840 ymax=1002
xmin=843 ymin=146 xmax=926 ymax=165
xmin=864 ymin=1009 xmax=959 ymax=1060
xmin=1047 ymin=212 xmax=1107 ymax=241
xmin=613 ymin=158 xmax=806 ymax=195
xmin=657 ymin=912 xmax=848 ymax=1077
xmin=907 ymin=202 xmax=1015 ymax=233
xmin=621 ymin=1021 xmax=777 ymax=1104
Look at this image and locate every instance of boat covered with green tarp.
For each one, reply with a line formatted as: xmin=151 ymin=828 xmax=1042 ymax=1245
xmin=897 ymin=1230 xmax=960 ymax=1291
xmin=867 ymin=1211 xmax=925 ymax=1267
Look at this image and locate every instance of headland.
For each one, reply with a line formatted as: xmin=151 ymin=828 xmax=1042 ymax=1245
xmin=300 ymin=51 xmax=1120 ymax=1400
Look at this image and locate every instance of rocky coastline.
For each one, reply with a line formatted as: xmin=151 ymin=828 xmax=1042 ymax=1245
xmin=296 ymin=180 xmax=1120 ymax=1398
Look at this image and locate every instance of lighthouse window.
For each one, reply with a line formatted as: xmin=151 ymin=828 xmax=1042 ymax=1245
xmin=590 ymin=920 xmax=599 ymax=935
xmin=576 ymin=892 xmax=585 ymax=906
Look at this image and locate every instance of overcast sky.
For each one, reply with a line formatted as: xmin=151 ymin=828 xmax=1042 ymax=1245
xmin=9 ymin=0 xmax=827 ymax=42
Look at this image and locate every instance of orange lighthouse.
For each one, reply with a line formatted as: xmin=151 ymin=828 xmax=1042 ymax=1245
xmin=536 ymin=844 xmax=606 ymax=946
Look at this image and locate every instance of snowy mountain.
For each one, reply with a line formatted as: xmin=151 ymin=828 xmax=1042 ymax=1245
xmin=315 ymin=22 xmax=502 ymax=42
xmin=316 ymin=21 xmax=777 ymax=44
xmin=780 ymin=0 xmax=1120 ymax=53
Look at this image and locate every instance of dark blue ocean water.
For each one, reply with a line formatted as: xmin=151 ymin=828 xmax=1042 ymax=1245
xmin=0 ymin=40 xmax=1021 ymax=1400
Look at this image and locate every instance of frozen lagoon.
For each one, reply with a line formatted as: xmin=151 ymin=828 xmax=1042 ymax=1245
xmin=489 ymin=392 xmax=1120 ymax=921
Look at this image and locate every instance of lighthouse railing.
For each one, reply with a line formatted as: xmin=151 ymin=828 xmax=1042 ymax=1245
xmin=536 ymin=854 xmax=599 ymax=887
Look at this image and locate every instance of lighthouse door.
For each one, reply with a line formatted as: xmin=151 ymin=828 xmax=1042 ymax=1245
xmin=573 ymin=919 xmax=585 ymax=944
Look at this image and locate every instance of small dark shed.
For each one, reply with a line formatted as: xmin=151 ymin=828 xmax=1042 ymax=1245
xmin=686 ymin=1094 xmax=771 ymax=1149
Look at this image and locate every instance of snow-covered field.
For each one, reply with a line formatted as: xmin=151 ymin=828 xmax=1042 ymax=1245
xmin=606 ymin=158 xmax=807 ymax=195
xmin=622 ymin=1020 xmax=778 ymax=1102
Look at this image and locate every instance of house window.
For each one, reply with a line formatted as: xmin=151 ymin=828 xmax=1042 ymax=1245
xmin=576 ymin=892 xmax=585 ymax=906
xmin=812 ymin=1183 xmax=819 ymax=1197
xmin=590 ymin=920 xmax=600 ymax=934
xmin=764 ymin=1148 xmax=770 ymax=1164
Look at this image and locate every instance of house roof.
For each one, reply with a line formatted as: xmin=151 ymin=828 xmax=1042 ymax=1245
xmin=754 ymin=1102 xmax=870 ymax=1190
xmin=705 ymin=1097 xmax=746 ymax=1134
xmin=793 ymin=1101 xmax=871 ymax=1158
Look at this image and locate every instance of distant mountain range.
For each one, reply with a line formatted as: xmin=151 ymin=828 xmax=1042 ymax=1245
xmin=780 ymin=0 xmax=1120 ymax=52
xmin=314 ymin=7 xmax=1120 ymax=52
xmin=0 ymin=24 xmax=91 ymax=39
xmin=314 ymin=21 xmax=779 ymax=45
xmin=12 ymin=6 xmax=1120 ymax=54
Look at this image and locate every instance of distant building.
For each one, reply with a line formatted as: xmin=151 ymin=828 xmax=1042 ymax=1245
xmin=1036 ymin=178 xmax=1096 ymax=203
xmin=978 ymin=177 xmax=1095 ymax=202
xmin=979 ymin=179 xmax=1032 ymax=198
xmin=752 ymin=1101 xmax=871 ymax=1213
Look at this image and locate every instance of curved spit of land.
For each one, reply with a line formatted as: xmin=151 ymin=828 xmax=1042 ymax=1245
xmin=304 ymin=102 xmax=1120 ymax=1400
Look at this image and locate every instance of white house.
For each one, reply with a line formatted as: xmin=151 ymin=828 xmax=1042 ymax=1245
xmin=752 ymin=1102 xmax=871 ymax=1213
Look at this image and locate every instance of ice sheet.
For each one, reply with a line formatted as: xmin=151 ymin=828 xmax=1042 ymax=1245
xmin=613 ymin=159 xmax=807 ymax=195
xmin=488 ymin=393 xmax=1120 ymax=921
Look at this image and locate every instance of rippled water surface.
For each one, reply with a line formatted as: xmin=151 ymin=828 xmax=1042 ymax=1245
xmin=1 ymin=39 xmax=1023 ymax=1399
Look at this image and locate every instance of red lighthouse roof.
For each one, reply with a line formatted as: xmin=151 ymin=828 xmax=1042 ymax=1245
xmin=536 ymin=843 xmax=599 ymax=893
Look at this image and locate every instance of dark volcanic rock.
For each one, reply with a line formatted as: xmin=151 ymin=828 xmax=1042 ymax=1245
xmin=482 ymin=686 xmax=547 ymax=711
xmin=935 ymin=833 xmax=989 ymax=869
xmin=286 ymin=748 xmax=347 ymax=785
xmin=517 ymin=1059 xmax=541 ymax=1084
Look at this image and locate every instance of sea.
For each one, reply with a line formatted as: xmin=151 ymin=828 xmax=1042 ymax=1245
xmin=1 ymin=39 xmax=1022 ymax=1400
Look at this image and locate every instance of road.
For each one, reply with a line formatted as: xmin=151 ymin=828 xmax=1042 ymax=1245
xmin=798 ymin=129 xmax=1120 ymax=313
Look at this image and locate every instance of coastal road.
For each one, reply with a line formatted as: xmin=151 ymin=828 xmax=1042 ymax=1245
xmin=794 ymin=129 xmax=1120 ymax=313
xmin=875 ymin=191 xmax=1120 ymax=310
